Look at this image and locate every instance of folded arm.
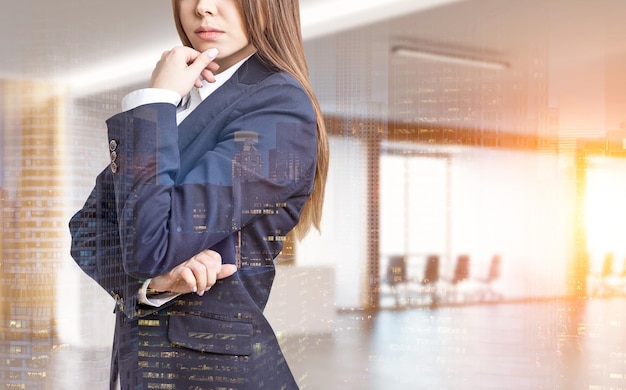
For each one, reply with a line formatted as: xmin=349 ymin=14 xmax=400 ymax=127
xmin=106 ymin=81 xmax=317 ymax=279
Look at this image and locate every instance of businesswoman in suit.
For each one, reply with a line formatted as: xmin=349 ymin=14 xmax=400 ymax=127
xmin=69 ymin=0 xmax=329 ymax=388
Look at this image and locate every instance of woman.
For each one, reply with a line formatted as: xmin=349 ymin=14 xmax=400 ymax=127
xmin=69 ymin=0 xmax=329 ymax=388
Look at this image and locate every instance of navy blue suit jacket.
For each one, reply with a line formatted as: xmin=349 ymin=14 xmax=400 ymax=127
xmin=69 ymin=54 xmax=317 ymax=389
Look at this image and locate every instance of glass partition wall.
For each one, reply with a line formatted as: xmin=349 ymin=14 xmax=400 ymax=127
xmin=378 ymin=144 xmax=573 ymax=308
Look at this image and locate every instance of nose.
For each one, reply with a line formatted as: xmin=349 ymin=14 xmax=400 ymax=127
xmin=196 ymin=0 xmax=217 ymax=15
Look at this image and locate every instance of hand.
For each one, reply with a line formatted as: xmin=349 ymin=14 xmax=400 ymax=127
xmin=150 ymin=46 xmax=220 ymax=97
xmin=148 ymin=249 xmax=237 ymax=296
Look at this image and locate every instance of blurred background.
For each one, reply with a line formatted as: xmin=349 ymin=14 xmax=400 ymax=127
xmin=2 ymin=0 xmax=626 ymax=388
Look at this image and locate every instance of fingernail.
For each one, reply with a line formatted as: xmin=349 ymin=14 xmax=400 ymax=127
xmin=205 ymin=287 xmax=211 ymax=292
xmin=197 ymin=290 xmax=205 ymax=297
xmin=192 ymin=286 xmax=198 ymax=293
xmin=206 ymin=48 xmax=219 ymax=59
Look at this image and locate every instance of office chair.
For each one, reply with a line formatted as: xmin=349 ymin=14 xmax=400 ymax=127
xmin=385 ymin=255 xmax=408 ymax=307
xmin=477 ymin=255 xmax=503 ymax=301
xmin=414 ymin=255 xmax=441 ymax=306
xmin=452 ymin=255 xmax=470 ymax=284
xmin=443 ymin=254 xmax=471 ymax=303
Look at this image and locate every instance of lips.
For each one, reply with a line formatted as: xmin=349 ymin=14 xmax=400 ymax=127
xmin=195 ymin=26 xmax=224 ymax=41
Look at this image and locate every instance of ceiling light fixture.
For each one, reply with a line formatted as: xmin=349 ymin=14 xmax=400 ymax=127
xmin=301 ymin=0 xmax=462 ymax=40
xmin=392 ymin=45 xmax=509 ymax=70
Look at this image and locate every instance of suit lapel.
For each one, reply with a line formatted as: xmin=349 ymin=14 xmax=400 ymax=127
xmin=177 ymin=54 xmax=274 ymax=152
xmin=177 ymin=77 xmax=242 ymax=152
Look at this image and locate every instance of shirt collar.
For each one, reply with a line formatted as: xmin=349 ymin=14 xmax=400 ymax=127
xmin=197 ymin=54 xmax=254 ymax=101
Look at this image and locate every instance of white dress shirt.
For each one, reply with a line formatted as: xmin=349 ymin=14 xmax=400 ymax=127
xmin=125 ymin=55 xmax=251 ymax=307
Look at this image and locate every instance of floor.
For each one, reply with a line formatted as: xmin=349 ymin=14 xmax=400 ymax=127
xmin=280 ymin=297 xmax=626 ymax=390
xmin=37 ymin=297 xmax=626 ymax=389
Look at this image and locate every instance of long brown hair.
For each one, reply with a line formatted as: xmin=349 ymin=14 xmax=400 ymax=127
xmin=171 ymin=0 xmax=329 ymax=239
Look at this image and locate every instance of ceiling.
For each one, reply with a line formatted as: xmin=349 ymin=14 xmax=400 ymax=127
xmin=3 ymin=0 xmax=626 ymax=135
xmin=302 ymin=0 xmax=626 ymax=135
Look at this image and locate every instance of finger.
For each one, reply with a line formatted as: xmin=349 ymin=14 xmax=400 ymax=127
xmin=151 ymin=47 xmax=201 ymax=94
xmin=206 ymin=262 xmax=219 ymax=288
xmin=200 ymin=69 xmax=216 ymax=83
xmin=158 ymin=46 xmax=193 ymax=66
xmin=203 ymin=254 xmax=221 ymax=288
xmin=176 ymin=267 xmax=199 ymax=294
xmin=198 ymin=248 xmax=222 ymax=264
xmin=188 ymin=48 xmax=219 ymax=75
xmin=201 ymin=63 xmax=219 ymax=83
xmin=187 ymin=258 xmax=208 ymax=294
xmin=217 ymin=264 xmax=237 ymax=280
xmin=207 ymin=62 xmax=220 ymax=72
xmin=194 ymin=249 xmax=223 ymax=291
xmin=171 ymin=45 xmax=200 ymax=63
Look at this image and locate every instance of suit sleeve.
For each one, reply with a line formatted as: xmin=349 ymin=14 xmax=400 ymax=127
xmin=68 ymin=165 xmax=242 ymax=317
xmin=105 ymin=80 xmax=317 ymax=278
xmin=68 ymin=166 xmax=141 ymax=316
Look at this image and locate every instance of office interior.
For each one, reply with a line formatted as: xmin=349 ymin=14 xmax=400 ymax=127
xmin=2 ymin=0 xmax=626 ymax=388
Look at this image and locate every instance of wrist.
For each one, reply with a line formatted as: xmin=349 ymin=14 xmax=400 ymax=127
xmin=144 ymin=278 xmax=165 ymax=295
